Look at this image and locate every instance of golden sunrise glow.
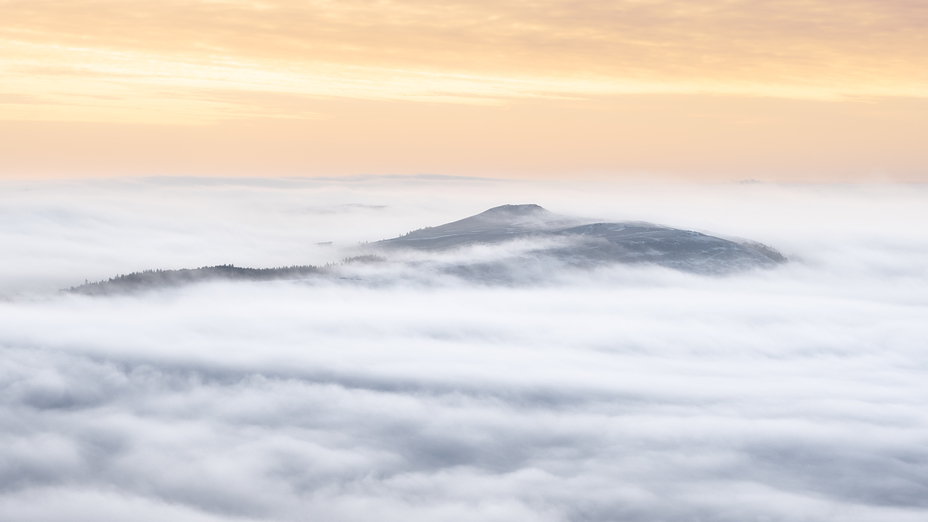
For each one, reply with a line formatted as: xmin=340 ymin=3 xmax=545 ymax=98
xmin=2 ymin=0 xmax=927 ymax=180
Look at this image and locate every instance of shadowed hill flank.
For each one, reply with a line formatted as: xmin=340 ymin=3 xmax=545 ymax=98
xmin=377 ymin=204 xmax=786 ymax=273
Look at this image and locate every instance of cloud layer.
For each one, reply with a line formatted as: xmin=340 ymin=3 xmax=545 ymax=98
xmin=1 ymin=177 xmax=927 ymax=521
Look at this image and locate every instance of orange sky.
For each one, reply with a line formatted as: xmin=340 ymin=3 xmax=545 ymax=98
xmin=2 ymin=0 xmax=927 ymax=181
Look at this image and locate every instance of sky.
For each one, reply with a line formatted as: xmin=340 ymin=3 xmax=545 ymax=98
xmin=2 ymin=0 xmax=928 ymax=181
xmin=1 ymin=177 xmax=927 ymax=521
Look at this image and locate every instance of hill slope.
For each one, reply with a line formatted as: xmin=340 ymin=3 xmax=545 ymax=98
xmin=376 ymin=204 xmax=786 ymax=273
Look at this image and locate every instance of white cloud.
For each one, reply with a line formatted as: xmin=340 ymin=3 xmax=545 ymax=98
xmin=0 ymin=177 xmax=927 ymax=521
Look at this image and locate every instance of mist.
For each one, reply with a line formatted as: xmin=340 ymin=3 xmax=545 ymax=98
xmin=1 ymin=177 xmax=926 ymax=521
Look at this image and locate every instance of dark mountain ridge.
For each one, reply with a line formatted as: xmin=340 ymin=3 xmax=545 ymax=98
xmin=68 ymin=204 xmax=786 ymax=293
xmin=376 ymin=204 xmax=786 ymax=273
xmin=68 ymin=264 xmax=322 ymax=295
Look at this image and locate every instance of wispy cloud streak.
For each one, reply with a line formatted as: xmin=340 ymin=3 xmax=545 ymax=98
xmin=3 ymin=0 xmax=927 ymax=123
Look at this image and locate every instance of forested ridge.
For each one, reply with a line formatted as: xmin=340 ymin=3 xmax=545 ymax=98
xmin=69 ymin=264 xmax=322 ymax=295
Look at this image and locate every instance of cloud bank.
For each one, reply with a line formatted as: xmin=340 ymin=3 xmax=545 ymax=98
xmin=1 ymin=177 xmax=927 ymax=521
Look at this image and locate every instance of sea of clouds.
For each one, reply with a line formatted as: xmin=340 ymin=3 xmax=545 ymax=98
xmin=1 ymin=176 xmax=927 ymax=521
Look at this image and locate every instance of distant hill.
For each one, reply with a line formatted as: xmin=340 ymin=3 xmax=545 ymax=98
xmin=69 ymin=264 xmax=321 ymax=295
xmin=376 ymin=204 xmax=786 ymax=273
xmin=68 ymin=205 xmax=787 ymax=294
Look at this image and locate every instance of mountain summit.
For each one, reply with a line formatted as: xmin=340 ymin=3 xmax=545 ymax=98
xmin=382 ymin=204 xmax=581 ymax=250
xmin=70 ymin=204 xmax=787 ymax=294
xmin=377 ymin=204 xmax=785 ymax=273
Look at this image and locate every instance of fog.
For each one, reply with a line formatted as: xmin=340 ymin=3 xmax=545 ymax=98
xmin=1 ymin=177 xmax=927 ymax=521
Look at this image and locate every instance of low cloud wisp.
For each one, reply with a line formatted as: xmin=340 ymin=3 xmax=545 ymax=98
xmin=1 ymin=177 xmax=927 ymax=521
